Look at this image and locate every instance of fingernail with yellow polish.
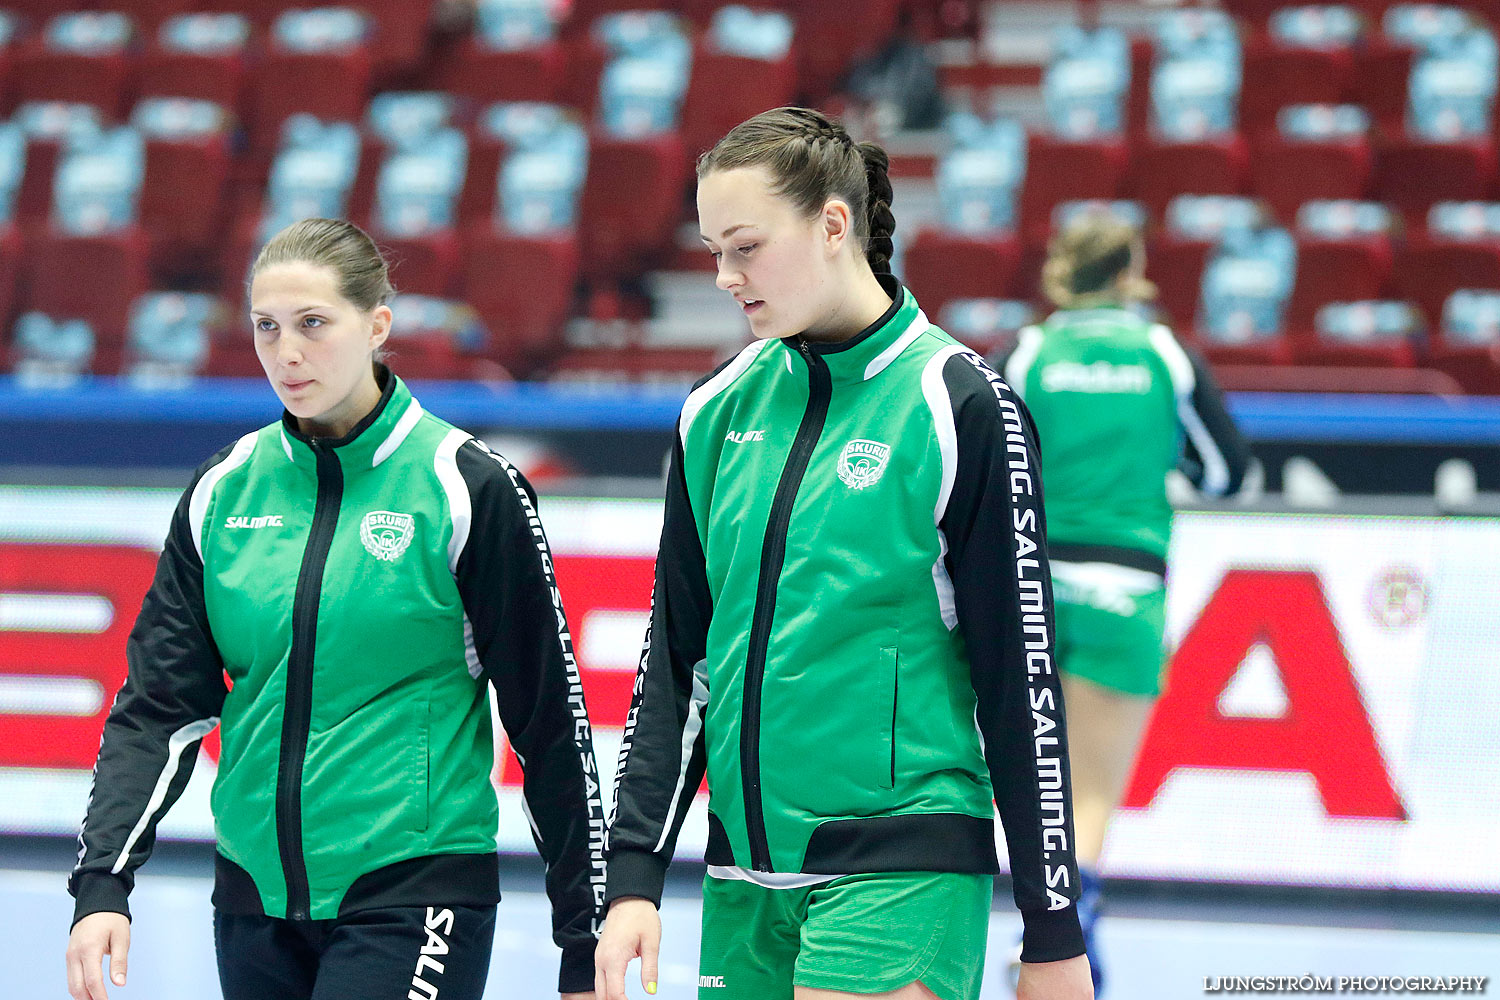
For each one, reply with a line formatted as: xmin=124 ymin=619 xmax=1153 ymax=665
xmin=647 ymin=983 xmax=658 ymax=995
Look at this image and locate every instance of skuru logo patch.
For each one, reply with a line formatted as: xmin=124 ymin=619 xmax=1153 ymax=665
xmin=360 ymin=510 xmax=415 ymax=562
xmin=837 ymin=439 xmax=891 ymax=490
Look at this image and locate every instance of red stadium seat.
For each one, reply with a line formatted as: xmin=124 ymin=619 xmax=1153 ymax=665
xmin=1128 ymin=137 xmax=1250 ymax=217
xmin=549 ymin=345 xmax=724 ymax=383
xmin=560 ymin=35 xmax=610 ymax=115
xmin=1286 ymin=238 xmax=1394 ymax=331
xmin=794 ymin=0 xmax=900 ymax=102
xmin=1146 ymin=234 xmax=1214 ymax=331
xmin=899 ymin=229 xmax=1022 ymax=318
xmin=1393 ymin=239 xmax=1500 ymax=327
xmin=13 ymin=39 xmax=134 ymax=120
xmin=1019 ymin=135 xmax=1129 ymax=243
xmin=138 ymin=40 xmax=250 ymax=113
xmin=0 ymin=224 xmax=21 ymax=339
xmin=378 ymin=230 xmax=461 ymax=298
xmin=434 ymin=40 xmax=567 ymax=107
xmin=354 ymin=0 xmax=436 ymax=75
xmin=141 ymin=130 xmax=234 ymax=281
xmin=1429 ymin=330 xmax=1500 ymax=393
xmin=1248 ymin=135 xmax=1373 ymax=224
xmin=23 ymin=227 xmax=152 ymax=343
xmin=578 ymin=132 xmax=689 ymax=279
xmin=247 ymin=41 xmax=372 ymax=153
xmin=1351 ymin=38 xmax=1416 ymax=134
xmin=460 ymin=226 xmax=580 ymax=375
xmin=99 ymin=0 xmax=196 ymax=37
xmin=458 ymin=131 xmax=507 ymax=226
xmin=1239 ymin=39 xmax=1354 ymax=138
xmin=1183 ymin=329 xmax=1295 ymax=367
xmin=14 ymin=136 xmax=64 ymax=232
xmin=681 ymin=43 xmax=799 ymax=167
xmin=1374 ymin=138 xmax=1499 ymax=229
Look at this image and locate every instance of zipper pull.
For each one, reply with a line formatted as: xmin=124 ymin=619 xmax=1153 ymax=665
xmin=797 ymin=337 xmax=811 ymax=359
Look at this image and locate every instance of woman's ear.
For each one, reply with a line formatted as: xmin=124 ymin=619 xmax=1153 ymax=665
xmin=370 ymin=304 xmax=393 ymax=351
xmin=821 ymin=198 xmax=854 ymax=256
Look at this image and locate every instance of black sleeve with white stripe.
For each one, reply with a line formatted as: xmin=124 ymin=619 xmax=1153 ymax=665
xmin=939 ymin=354 xmax=1086 ymax=964
xmin=1179 ymin=345 xmax=1252 ymax=497
xmin=602 ymin=426 xmax=713 ymax=909
xmin=454 ymin=441 xmax=605 ymax=994
xmin=68 ymin=453 xmax=231 ymax=927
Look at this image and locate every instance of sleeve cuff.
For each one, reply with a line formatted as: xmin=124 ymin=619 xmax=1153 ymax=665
xmin=558 ymin=939 xmax=597 ymax=994
xmin=603 ymin=848 xmax=668 ymax=909
xmin=71 ymin=873 xmax=131 ymax=928
xmin=1019 ymin=904 xmax=1085 ymax=964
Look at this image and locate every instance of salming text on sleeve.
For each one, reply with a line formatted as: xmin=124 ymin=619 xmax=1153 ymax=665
xmin=68 ymin=448 xmax=234 ymax=925
xmin=453 ymin=440 xmax=606 ymax=994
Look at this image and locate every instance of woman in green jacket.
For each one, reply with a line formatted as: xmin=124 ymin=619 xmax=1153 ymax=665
xmin=64 ymin=219 xmax=603 ymax=1000
xmin=595 ymin=108 xmax=1092 ymax=1000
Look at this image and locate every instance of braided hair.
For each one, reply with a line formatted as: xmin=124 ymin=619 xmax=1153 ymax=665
xmin=697 ymin=107 xmax=895 ymax=276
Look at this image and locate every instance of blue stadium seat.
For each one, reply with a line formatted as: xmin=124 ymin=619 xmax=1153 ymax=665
xmin=1199 ymin=225 xmax=1298 ymax=341
xmin=1269 ymin=5 xmax=1364 ymax=49
xmin=1383 ymin=4 xmax=1475 ymax=49
xmin=261 ymin=117 xmax=362 ymax=237
xmin=125 ymin=291 xmax=218 ymax=377
xmin=1433 ymin=288 xmax=1500 ymax=390
xmin=1428 ymin=199 xmax=1500 ymax=239
xmin=53 ymin=127 xmax=146 ymax=236
xmin=1304 ymin=299 xmax=1422 ymax=365
xmin=11 ymin=312 xmax=95 ymax=379
xmin=936 ymin=148 xmax=1023 ymax=234
xmin=1044 ymin=25 xmax=1131 ymax=139
xmin=1407 ymin=27 xmax=1499 ymax=139
xmin=938 ymin=298 xmax=1039 ymax=355
xmin=159 ymin=12 xmax=250 ymax=54
xmin=131 ymin=97 xmax=232 ymax=140
xmin=1441 ymin=288 xmax=1500 ymax=342
xmin=1151 ymin=8 xmax=1242 ymax=138
xmin=1278 ymin=103 xmax=1372 ymax=139
xmin=367 ymin=92 xmax=460 ymax=150
xmin=499 ymin=145 xmax=589 ymax=234
xmin=1167 ymin=194 xmax=1266 ymax=243
xmin=709 ymin=6 xmax=793 ymax=60
xmin=272 ymin=7 xmax=370 ymax=52
xmin=45 ymin=11 xmax=133 ymax=54
xmin=374 ymin=129 xmax=468 ymax=236
xmin=1298 ymin=199 xmax=1396 ymax=239
xmin=476 ymin=0 xmax=558 ymax=50
xmin=0 ymin=123 xmax=24 ymax=226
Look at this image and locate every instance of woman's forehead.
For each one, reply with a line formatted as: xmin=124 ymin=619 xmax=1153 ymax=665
xmin=697 ymin=166 xmax=789 ymax=227
xmin=250 ymin=262 xmax=343 ymax=308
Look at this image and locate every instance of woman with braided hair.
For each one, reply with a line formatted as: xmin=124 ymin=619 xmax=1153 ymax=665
xmin=596 ymin=107 xmax=1092 ymax=1000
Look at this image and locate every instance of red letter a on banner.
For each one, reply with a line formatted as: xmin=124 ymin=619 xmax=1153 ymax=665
xmin=1122 ymin=569 xmax=1406 ymax=819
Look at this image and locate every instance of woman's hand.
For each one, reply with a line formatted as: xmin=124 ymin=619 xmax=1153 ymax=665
xmin=594 ymin=896 xmax=662 ymax=1000
xmin=65 ymin=911 xmax=131 ymax=1000
xmin=1017 ymin=953 xmax=1094 ymax=1000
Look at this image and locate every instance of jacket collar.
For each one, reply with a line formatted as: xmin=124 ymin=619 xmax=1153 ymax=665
xmin=278 ymin=365 xmax=424 ymax=474
xmin=780 ymin=275 xmax=931 ymax=385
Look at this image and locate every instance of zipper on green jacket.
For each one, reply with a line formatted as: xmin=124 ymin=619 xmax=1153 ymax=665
xmin=276 ymin=441 xmax=343 ymax=920
xmin=741 ymin=339 xmax=831 ymax=871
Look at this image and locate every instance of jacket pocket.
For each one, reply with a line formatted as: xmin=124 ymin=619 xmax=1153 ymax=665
xmin=416 ymin=695 xmax=432 ymax=832
xmin=877 ymin=645 xmax=897 ymax=791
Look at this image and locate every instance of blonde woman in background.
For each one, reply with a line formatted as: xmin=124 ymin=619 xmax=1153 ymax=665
xmin=992 ymin=210 xmax=1252 ymax=996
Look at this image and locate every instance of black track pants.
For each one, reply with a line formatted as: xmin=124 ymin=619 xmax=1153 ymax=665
xmin=215 ymin=904 xmax=497 ymax=1000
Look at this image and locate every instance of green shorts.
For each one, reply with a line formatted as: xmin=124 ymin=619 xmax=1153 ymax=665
xmin=697 ymin=871 xmax=991 ymax=1000
xmin=1052 ymin=568 xmax=1168 ymax=697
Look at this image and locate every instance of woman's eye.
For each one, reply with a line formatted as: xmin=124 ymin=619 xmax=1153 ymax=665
xmin=737 ymin=244 xmax=757 ymax=256
xmin=709 ymin=250 xmax=722 ymax=261
xmin=302 ymin=316 xmax=324 ymax=329
xmin=255 ymin=319 xmax=276 ymax=333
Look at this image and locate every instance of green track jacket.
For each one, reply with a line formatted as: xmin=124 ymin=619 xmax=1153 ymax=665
xmin=605 ymin=280 xmax=1086 ymax=962
xmin=69 ymin=370 xmax=604 ymax=991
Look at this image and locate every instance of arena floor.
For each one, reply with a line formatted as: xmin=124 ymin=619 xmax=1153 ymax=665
xmin=12 ymin=842 xmax=1497 ymax=1000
